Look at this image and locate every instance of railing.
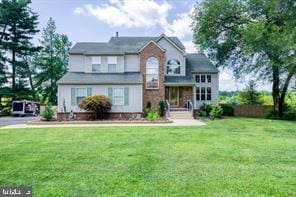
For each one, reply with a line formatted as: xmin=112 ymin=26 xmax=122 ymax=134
xmin=187 ymin=100 xmax=194 ymax=116
xmin=165 ymin=100 xmax=170 ymax=117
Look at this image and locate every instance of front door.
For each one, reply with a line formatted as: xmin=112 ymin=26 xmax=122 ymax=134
xmin=165 ymin=87 xmax=179 ymax=107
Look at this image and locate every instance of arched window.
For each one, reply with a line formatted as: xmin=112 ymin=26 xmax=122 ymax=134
xmin=166 ymin=59 xmax=181 ymax=75
xmin=146 ymin=57 xmax=159 ymax=89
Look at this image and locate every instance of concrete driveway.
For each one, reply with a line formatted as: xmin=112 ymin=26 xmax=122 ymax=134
xmin=0 ymin=116 xmax=40 ymax=126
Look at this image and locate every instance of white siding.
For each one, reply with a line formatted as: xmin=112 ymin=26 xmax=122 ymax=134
xmin=117 ymin=56 xmax=124 ymax=73
xmin=125 ymin=55 xmax=140 ymax=72
xmin=69 ymin=55 xmax=84 ymax=72
xmin=58 ymin=84 xmax=143 ymax=113
xmin=157 ymin=38 xmax=186 ymax=76
xmin=194 ymin=73 xmax=219 ymax=108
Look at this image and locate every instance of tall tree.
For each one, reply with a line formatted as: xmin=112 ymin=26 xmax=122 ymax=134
xmin=0 ymin=0 xmax=39 ymax=94
xmin=239 ymin=80 xmax=263 ymax=104
xmin=192 ymin=0 xmax=296 ymax=117
xmin=34 ymin=17 xmax=71 ymax=105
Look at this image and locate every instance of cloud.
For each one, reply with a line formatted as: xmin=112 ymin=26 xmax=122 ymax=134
xmin=73 ymin=0 xmax=194 ymax=39
xmin=74 ymin=0 xmax=172 ymax=28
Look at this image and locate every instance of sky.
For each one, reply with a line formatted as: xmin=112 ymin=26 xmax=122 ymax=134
xmin=30 ymin=0 xmax=272 ymax=91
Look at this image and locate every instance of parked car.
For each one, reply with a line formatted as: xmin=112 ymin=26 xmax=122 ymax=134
xmin=11 ymin=100 xmax=40 ymax=116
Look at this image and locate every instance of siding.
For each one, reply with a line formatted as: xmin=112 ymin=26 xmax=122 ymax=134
xmin=194 ymin=73 xmax=219 ymax=108
xmin=125 ymin=54 xmax=140 ymax=72
xmin=69 ymin=55 xmax=84 ymax=72
xmin=157 ymin=38 xmax=186 ymax=76
xmin=58 ymin=84 xmax=143 ymax=113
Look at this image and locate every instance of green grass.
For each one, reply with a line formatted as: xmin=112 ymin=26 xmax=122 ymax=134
xmin=0 ymin=118 xmax=295 ymax=196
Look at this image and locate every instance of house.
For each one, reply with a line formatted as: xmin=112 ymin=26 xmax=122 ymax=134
xmin=57 ymin=34 xmax=219 ymax=119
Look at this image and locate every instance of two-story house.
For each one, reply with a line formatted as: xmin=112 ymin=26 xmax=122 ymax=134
xmin=57 ymin=34 xmax=219 ymax=119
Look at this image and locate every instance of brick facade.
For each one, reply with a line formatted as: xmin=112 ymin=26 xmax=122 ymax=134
xmin=140 ymin=42 xmax=165 ymax=109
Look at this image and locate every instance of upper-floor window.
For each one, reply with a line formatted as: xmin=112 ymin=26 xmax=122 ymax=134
xmin=146 ymin=57 xmax=159 ymax=89
xmin=108 ymin=56 xmax=117 ymax=73
xmin=92 ymin=56 xmax=101 ymax=72
xmin=167 ymin=59 xmax=181 ymax=75
xmin=195 ymin=74 xmax=211 ymax=83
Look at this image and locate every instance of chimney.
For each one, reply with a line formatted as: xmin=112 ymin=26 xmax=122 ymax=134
xmin=116 ymin=32 xmax=118 ymax=37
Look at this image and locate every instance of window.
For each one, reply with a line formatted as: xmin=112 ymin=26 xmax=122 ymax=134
xmin=207 ymin=87 xmax=211 ymax=100
xmin=113 ymin=88 xmax=124 ymax=105
xmin=207 ymin=75 xmax=211 ymax=83
xmin=146 ymin=57 xmax=159 ymax=89
xmin=71 ymin=88 xmax=92 ymax=106
xmin=196 ymin=86 xmax=212 ymax=101
xmin=195 ymin=74 xmax=212 ymax=83
xmin=166 ymin=59 xmax=181 ymax=75
xmin=108 ymin=56 xmax=117 ymax=73
xmin=92 ymin=56 xmax=101 ymax=72
xmin=195 ymin=75 xmax=200 ymax=83
xmin=76 ymin=88 xmax=86 ymax=104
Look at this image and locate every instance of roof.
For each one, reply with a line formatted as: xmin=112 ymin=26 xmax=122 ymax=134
xmin=164 ymin=53 xmax=219 ymax=84
xmin=57 ymin=72 xmax=143 ymax=85
xmin=69 ymin=36 xmax=185 ymax=55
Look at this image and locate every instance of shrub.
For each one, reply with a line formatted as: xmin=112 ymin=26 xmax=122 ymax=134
xmin=199 ymin=103 xmax=212 ymax=116
xmin=41 ymin=106 xmax=55 ymax=121
xmin=209 ymin=105 xmax=223 ymax=119
xmin=147 ymin=110 xmax=159 ymax=121
xmin=78 ymin=95 xmax=111 ymax=119
xmin=199 ymin=110 xmax=207 ymax=117
xmin=1 ymin=106 xmax=11 ymax=116
xmin=282 ymin=109 xmax=296 ymax=120
xmin=220 ymin=104 xmax=234 ymax=116
xmin=146 ymin=101 xmax=152 ymax=109
xmin=144 ymin=101 xmax=152 ymax=117
xmin=158 ymin=100 xmax=166 ymax=117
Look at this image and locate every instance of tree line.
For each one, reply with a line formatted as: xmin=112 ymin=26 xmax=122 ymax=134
xmin=0 ymin=0 xmax=71 ymax=113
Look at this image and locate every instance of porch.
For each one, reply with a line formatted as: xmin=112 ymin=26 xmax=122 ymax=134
xmin=165 ymin=86 xmax=194 ymax=109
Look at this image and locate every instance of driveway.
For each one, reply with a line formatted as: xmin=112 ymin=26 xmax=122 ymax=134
xmin=0 ymin=116 xmax=40 ymax=126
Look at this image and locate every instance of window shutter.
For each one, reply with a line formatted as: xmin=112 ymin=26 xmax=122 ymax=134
xmin=124 ymin=87 xmax=129 ymax=106
xmin=108 ymin=88 xmax=113 ymax=104
xmin=71 ymin=88 xmax=76 ymax=105
xmin=87 ymin=88 xmax=92 ymax=96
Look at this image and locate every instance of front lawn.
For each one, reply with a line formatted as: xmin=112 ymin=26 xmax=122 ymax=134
xmin=0 ymin=118 xmax=295 ymax=196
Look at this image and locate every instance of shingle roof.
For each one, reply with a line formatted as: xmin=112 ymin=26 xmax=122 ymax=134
xmin=69 ymin=36 xmax=185 ymax=55
xmin=57 ymin=72 xmax=143 ymax=85
xmin=164 ymin=53 xmax=219 ymax=84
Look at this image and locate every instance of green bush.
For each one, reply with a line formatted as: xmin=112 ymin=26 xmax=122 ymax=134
xmin=158 ymin=100 xmax=166 ymax=117
xmin=1 ymin=106 xmax=11 ymax=116
xmin=146 ymin=101 xmax=152 ymax=109
xmin=41 ymin=106 xmax=55 ymax=121
xmin=199 ymin=103 xmax=212 ymax=116
xmin=147 ymin=111 xmax=159 ymax=121
xmin=220 ymin=104 xmax=234 ymax=116
xmin=282 ymin=109 xmax=296 ymax=120
xmin=144 ymin=101 xmax=152 ymax=117
xmin=78 ymin=95 xmax=111 ymax=119
xmin=210 ymin=105 xmax=223 ymax=119
xmin=199 ymin=110 xmax=207 ymax=117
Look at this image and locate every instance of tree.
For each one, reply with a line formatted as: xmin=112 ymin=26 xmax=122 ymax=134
xmin=239 ymin=80 xmax=263 ymax=104
xmin=0 ymin=0 xmax=39 ymax=94
xmin=192 ymin=0 xmax=296 ymax=117
xmin=34 ymin=17 xmax=71 ymax=105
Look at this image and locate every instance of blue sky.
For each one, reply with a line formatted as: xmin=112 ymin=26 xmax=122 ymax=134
xmin=30 ymin=0 xmax=271 ymax=91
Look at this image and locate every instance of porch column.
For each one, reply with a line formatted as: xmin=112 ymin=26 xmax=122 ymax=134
xmin=193 ymin=85 xmax=196 ymax=109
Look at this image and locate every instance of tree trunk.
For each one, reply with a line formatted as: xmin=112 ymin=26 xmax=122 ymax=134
xmin=272 ymin=65 xmax=280 ymax=116
xmin=278 ymin=71 xmax=295 ymax=117
xmin=12 ymin=50 xmax=16 ymax=92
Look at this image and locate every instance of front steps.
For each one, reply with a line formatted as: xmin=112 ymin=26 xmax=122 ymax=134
xmin=169 ymin=109 xmax=193 ymax=119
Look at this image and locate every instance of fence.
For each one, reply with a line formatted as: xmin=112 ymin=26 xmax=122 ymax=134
xmin=233 ymin=105 xmax=272 ymax=118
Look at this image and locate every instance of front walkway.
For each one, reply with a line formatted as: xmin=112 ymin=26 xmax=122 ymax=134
xmin=1 ymin=119 xmax=205 ymax=129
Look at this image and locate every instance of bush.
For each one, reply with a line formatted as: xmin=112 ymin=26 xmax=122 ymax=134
xmin=78 ymin=95 xmax=111 ymax=119
xmin=158 ymin=100 xmax=166 ymax=117
xmin=220 ymin=104 xmax=234 ymax=116
xmin=199 ymin=103 xmax=212 ymax=116
xmin=282 ymin=109 xmax=296 ymax=120
xmin=146 ymin=101 xmax=152 ymax=109
xmin=209 ymin=105 xmax=223 ymax=119
xmin=199 ymin=110 xmax=207 ymax=117
xmin=1 ymin=106 xmax=11 ymax=116
xmin=144 ymin=101 xmax=152 ymax=117
xmin=41 ymin=106 xmax=55 ymax=121
xmin=147 ymin=110 xmax=159 ymax=121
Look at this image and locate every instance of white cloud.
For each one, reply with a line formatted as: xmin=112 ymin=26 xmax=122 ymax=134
xmin=182 ymin=41 xmax=198 ymax=53
xmin=74 ymin=0 xmax=172 ymax=28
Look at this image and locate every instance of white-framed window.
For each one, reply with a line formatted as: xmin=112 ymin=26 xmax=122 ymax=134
xmin=195 ymin=74 xmax=212 ymax=83
xmin=196 ymin=86 xmax=211 ymax=101
xmin=166 ymin=59 xmax=181 ymax=75
xmin=92 ymin=56 xmax=101 ymax=72
xmin=146 ymin=57 xmax=159 ymax=89
xmin=71 ymin=88 xmax=92 ymax=106
xmin=113 ymin=88 xmax=124 ymax=105
xmin=108 ymin=56 xmax=117 ymax=73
